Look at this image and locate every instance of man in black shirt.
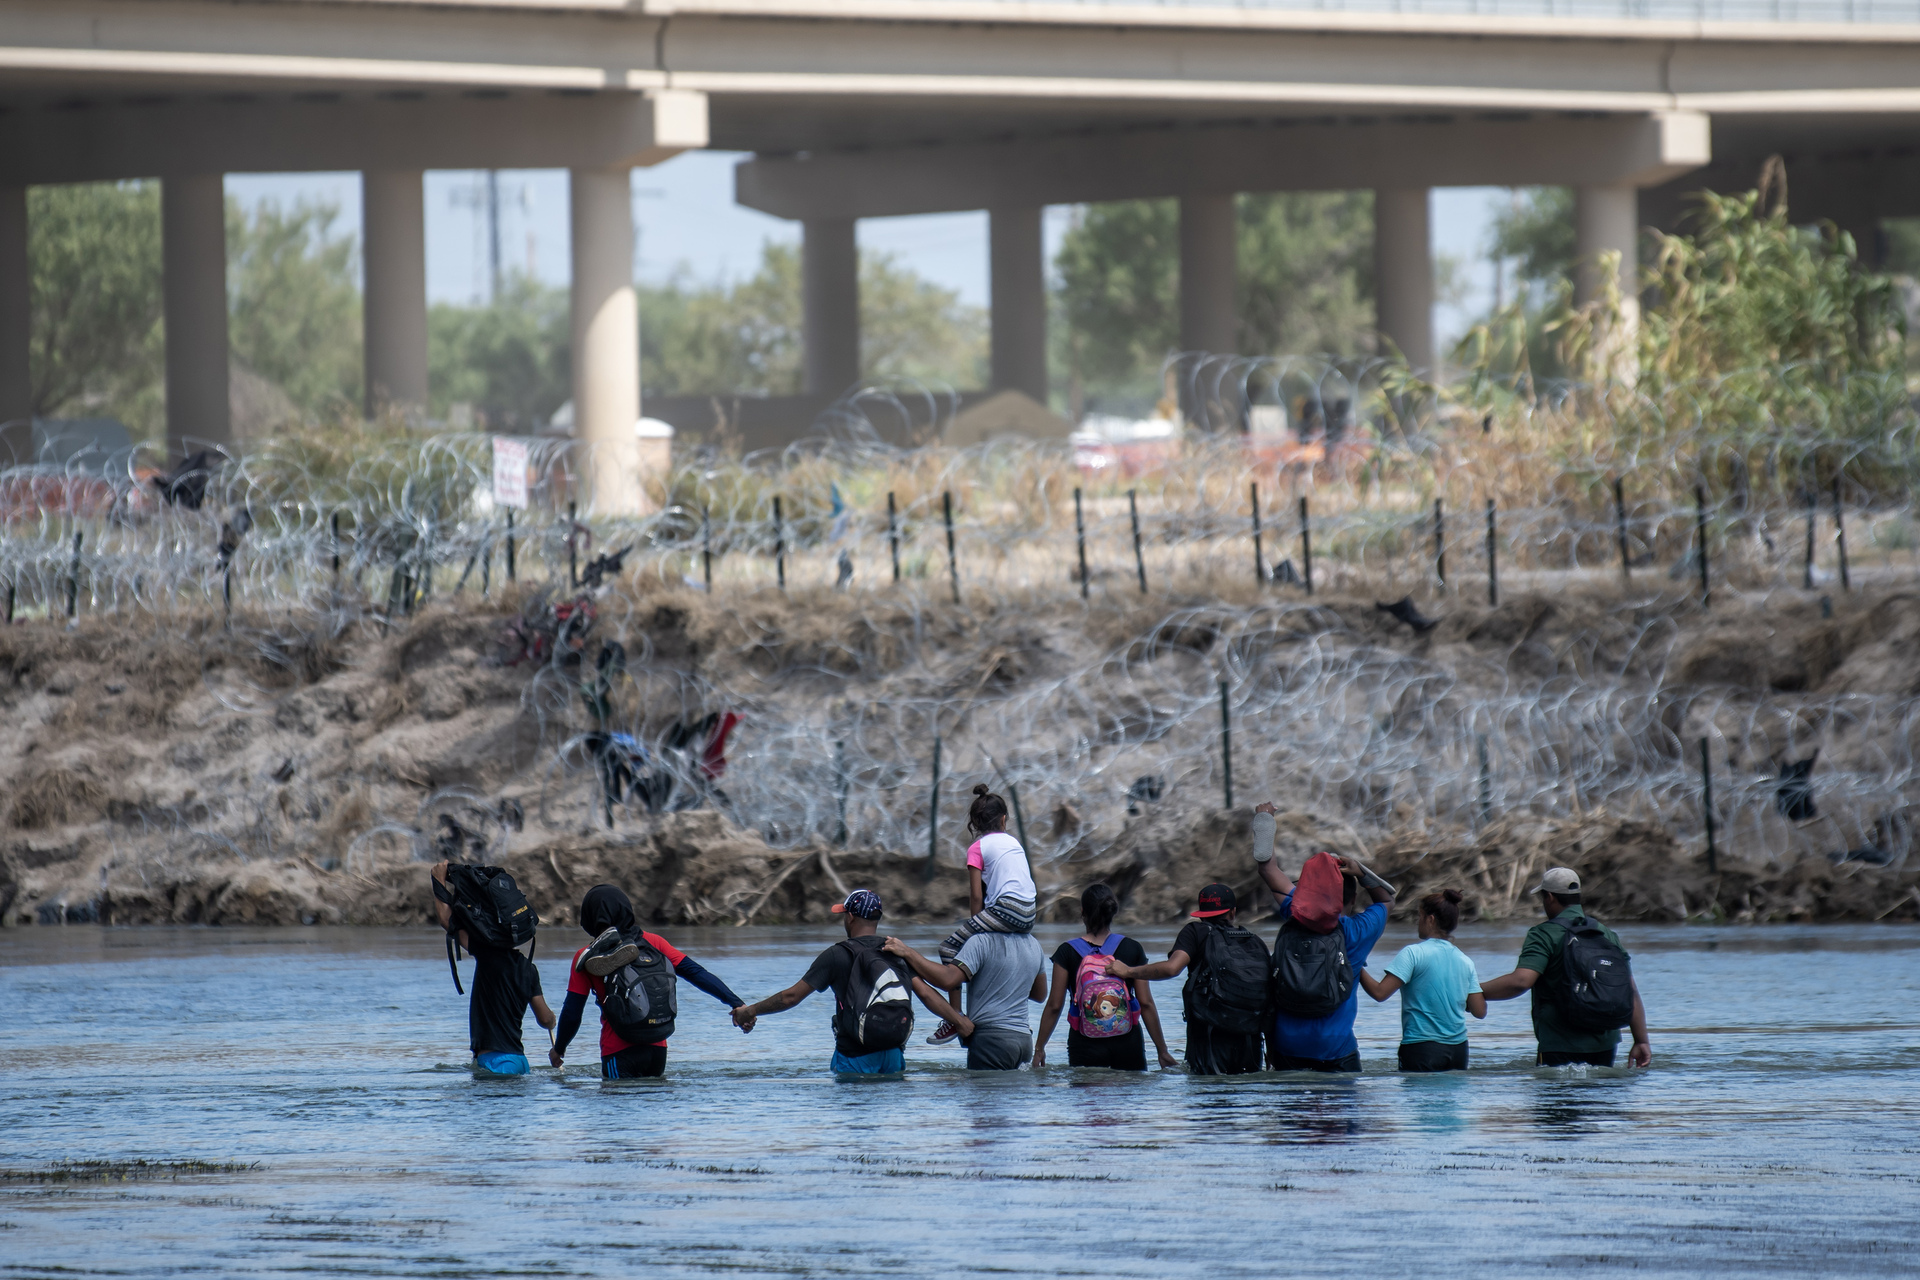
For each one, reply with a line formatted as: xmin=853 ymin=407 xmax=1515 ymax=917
xmin=733 ymin=889 xmax=959 ymax=1074
xmin=1106 ymin=883 xmax=1268 ymax=1075
xmin=432 ymin=860 xmax=556 ymax=1075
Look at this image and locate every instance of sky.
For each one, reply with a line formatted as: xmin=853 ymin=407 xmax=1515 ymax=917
xmin=226 ymin=151 xmax=1509 ymax=353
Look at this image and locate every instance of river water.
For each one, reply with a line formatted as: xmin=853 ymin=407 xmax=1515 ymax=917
xmin=4 ymin=921 xmax=1918 ymax=1278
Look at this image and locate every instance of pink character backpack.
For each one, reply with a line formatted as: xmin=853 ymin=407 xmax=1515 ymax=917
xmin=1067 ymin=936 xmax=1139 ymax=1039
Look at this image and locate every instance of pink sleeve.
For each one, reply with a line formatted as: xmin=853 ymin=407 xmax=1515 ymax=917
xmin=966 ymin=840 xmax=984 ymax=870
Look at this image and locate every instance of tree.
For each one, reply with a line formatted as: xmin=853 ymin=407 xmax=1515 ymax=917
xmin=428 ymin=275 xmax=570 ymax=430
xmin=27 ymin=182 xmax=166 ymax=437
xmin=860 ymin=249 xmax=986 ymax=388
xmin=1489 ymin=187 xmax=1576 ymax=290
xmin=639 ymin=241 xmax=986 ymax=397
xmin=1052 ymin=192 xmax=1379 ymax=408
xmin=641 ymin=243 xmax=802 ymax=397
xmin=227 ymin=198 xmax=362 ymax=419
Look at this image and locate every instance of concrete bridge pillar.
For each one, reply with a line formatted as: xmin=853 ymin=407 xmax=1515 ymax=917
xmin=1574 ymin=184 xmax=1640 ymax=315
xmin=570 ymin=166 xmax=645 ymax=515
xmin=1374 ymin=187 xmax=1434 ymax=372
xmin=0 ymin=185 xmax=29 ymax=463
xmin=989 ymin=204 xmax=1047 ymax=404
xmin=361 ymin=170 xmax=429 ymax=418
xmin=1575 ymin=184 xmax=1641 ymax=379
xmin=802 ymin=217 xmax=859 ymax=395
xmin=162 ymin=173 xmax=231 ymax=454
xmin=1179 ymin=193 xmax=1237 ymax=356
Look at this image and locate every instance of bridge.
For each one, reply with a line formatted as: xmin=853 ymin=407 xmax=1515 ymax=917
xmin=4 ymin=0 xmax=1919 ymax=510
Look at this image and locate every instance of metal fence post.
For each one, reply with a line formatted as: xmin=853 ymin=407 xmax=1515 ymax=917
xmin=1300 ymin=496 xmax=1313 ymax=595
xmin=1074 ymin=487 xmax=1090 ymax=599
xmin=1485 ymin=501 xmax=1498 ymax=607
xmin=1614 ymin=478 xmax=1630 ymax=581
xmin=1219 ymin=678 xmax=1233 ymax=809
xmin=1130 ymin=489 xmax=1148 ymax=594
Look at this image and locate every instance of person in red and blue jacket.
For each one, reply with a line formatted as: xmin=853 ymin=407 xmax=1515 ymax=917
xmin=549 ymin=884 xmax=751 ymax=1079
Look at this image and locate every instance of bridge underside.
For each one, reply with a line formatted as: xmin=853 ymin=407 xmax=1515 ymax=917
xmin=5 ymin=0 xmax=1920 ymax=507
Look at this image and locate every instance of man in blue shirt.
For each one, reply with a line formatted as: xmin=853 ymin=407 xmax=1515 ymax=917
xmin=1252 ymin=801 xmax=1393 ymax=1071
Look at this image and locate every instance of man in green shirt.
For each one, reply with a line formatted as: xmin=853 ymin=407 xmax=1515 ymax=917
xmin=1482 ymin=867 xmax=1652 ymax=1067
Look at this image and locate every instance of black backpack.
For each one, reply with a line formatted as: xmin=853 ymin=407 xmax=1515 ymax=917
xmin=1269 ymin=918 xmax=1354 ymax=1018
xmin=1548 ymin=916 xmax=1636 ymax=1032
xmin=833 ymin=940 xmax=915 ymax=1052
xmin=1189 ymin=924 xmax=1272 ymax=1033
xmin=599 ymin=933 xmax=680 ymax=1043
xmin=437 ymin=863 xmax=537 ymax=993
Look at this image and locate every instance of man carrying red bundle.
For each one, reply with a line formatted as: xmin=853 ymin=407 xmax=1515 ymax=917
xmin=1252 ymin=801 xmax=1394 ymax=1072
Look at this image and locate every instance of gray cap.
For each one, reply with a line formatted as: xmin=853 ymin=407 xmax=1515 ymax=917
xmin=1528 ymin=867 xmax=1581 ymax=897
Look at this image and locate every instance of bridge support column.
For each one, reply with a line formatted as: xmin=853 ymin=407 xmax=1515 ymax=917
xmin=362 ymin=170 xmax=429 ymax=419
xmin=1374 ymin=187 xmax=1434 ymax=372
xmin=1574 ymin=184 xmax=1640 ymax=315
xmin=1575 ymin=184 xmax=1640 ymax=380
xmin=802 ymin=217 xmax=859 ymax=395
xmin=0 ymin=185 xmax=29 ymax=463
xmin=570 ymin=166 xmax=645 ymax=516
xmin=162 ymin=173 xmax=231 ymax=455
xmin=1179 ymin=193 xmax=1237 ymax=356
xmin=989 ymin=205 xmax=1046 ymax=403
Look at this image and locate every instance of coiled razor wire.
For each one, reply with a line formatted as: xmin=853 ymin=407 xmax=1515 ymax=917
xmin=4 ymin=357 xmax=1919 ymax=876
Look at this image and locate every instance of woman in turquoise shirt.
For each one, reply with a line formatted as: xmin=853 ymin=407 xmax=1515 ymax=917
xmin=1358 ymin=889 xmax=1487 ymax=1072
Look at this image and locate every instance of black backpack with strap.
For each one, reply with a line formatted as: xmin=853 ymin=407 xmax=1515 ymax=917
xmin=1547 ymin=915 xmax=1636 ymax=1032
xmin=832 ymin=940 xmax=915 ymax=1052
xmin=599 ymin=932 xmax=680 ymax=1043
xmin=1189 ymin=923 xmax=1272 ymax=1034
xmin=1269 ymin=918 xmax=1354 ymax=1018
xmin=435 ymin=863 xmax=537 ymax=993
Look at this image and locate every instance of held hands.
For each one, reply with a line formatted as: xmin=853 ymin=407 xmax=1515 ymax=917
xmin=731 ymin=1006 xmax=757 ymax=1034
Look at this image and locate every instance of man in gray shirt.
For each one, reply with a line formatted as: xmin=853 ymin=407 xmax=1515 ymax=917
xmin=885 ymin=930 xmax=1046 ymax=1069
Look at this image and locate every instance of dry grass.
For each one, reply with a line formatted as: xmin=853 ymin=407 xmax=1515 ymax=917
xmin=7 ymin=763 xmax=108 ymax=830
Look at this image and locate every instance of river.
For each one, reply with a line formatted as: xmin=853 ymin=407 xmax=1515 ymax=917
xmin=4 ymin=921 xmax=1918 ymax=1277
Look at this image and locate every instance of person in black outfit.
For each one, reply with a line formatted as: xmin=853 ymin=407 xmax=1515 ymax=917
xmin=1105 ymin=883 xmax=1267 ymax=1075
xmin=430 ymin=859 xmax=555 ymax=1075
xmin=1032 ymin=884 xmax=1178 ymax=1071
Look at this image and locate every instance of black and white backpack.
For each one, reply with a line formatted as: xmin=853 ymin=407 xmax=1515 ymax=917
xmin=1549 ymin=917 xmax=1636 ymax=1032
xmin=834 ymin=940 xmax=915 ymax=1052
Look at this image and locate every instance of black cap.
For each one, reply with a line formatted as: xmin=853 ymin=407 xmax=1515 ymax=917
xmin=1192 ymin=883 xmax=1237 ymax=918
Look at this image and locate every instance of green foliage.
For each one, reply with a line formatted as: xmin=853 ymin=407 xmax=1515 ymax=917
xmin=1236 ymin=192 xmax=1375 ymax=358
xmin=641 ymin=241 xmax=986 ymax=396
xmin=1052 ymin=193 xmax=1378 ymax=406
xmin=641 ymin=243 xmax=802 ymax=397
xmin=1489 ymin=187 xmax=1575 ymax=288
xmin=427 ymin=276 xmax=570 ymax=430
xmin=860 ymin=249 xmax=988 ymax=388
xmin=27 ymin=184 xmax=366 ymax=439
xmin=27 ymin=181 xmax=166 ymax=436
xmin=1638 ymin=190 xmax=1905 ymax=387
xmin=1054 ymin=200 xmax=1180 ymax=390
xmin=227 ymin=198 xmax=363 ymax=419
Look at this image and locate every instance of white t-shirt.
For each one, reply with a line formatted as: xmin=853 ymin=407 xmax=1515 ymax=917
xmin=966 ymin=831 xmax=1036 ymax=905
